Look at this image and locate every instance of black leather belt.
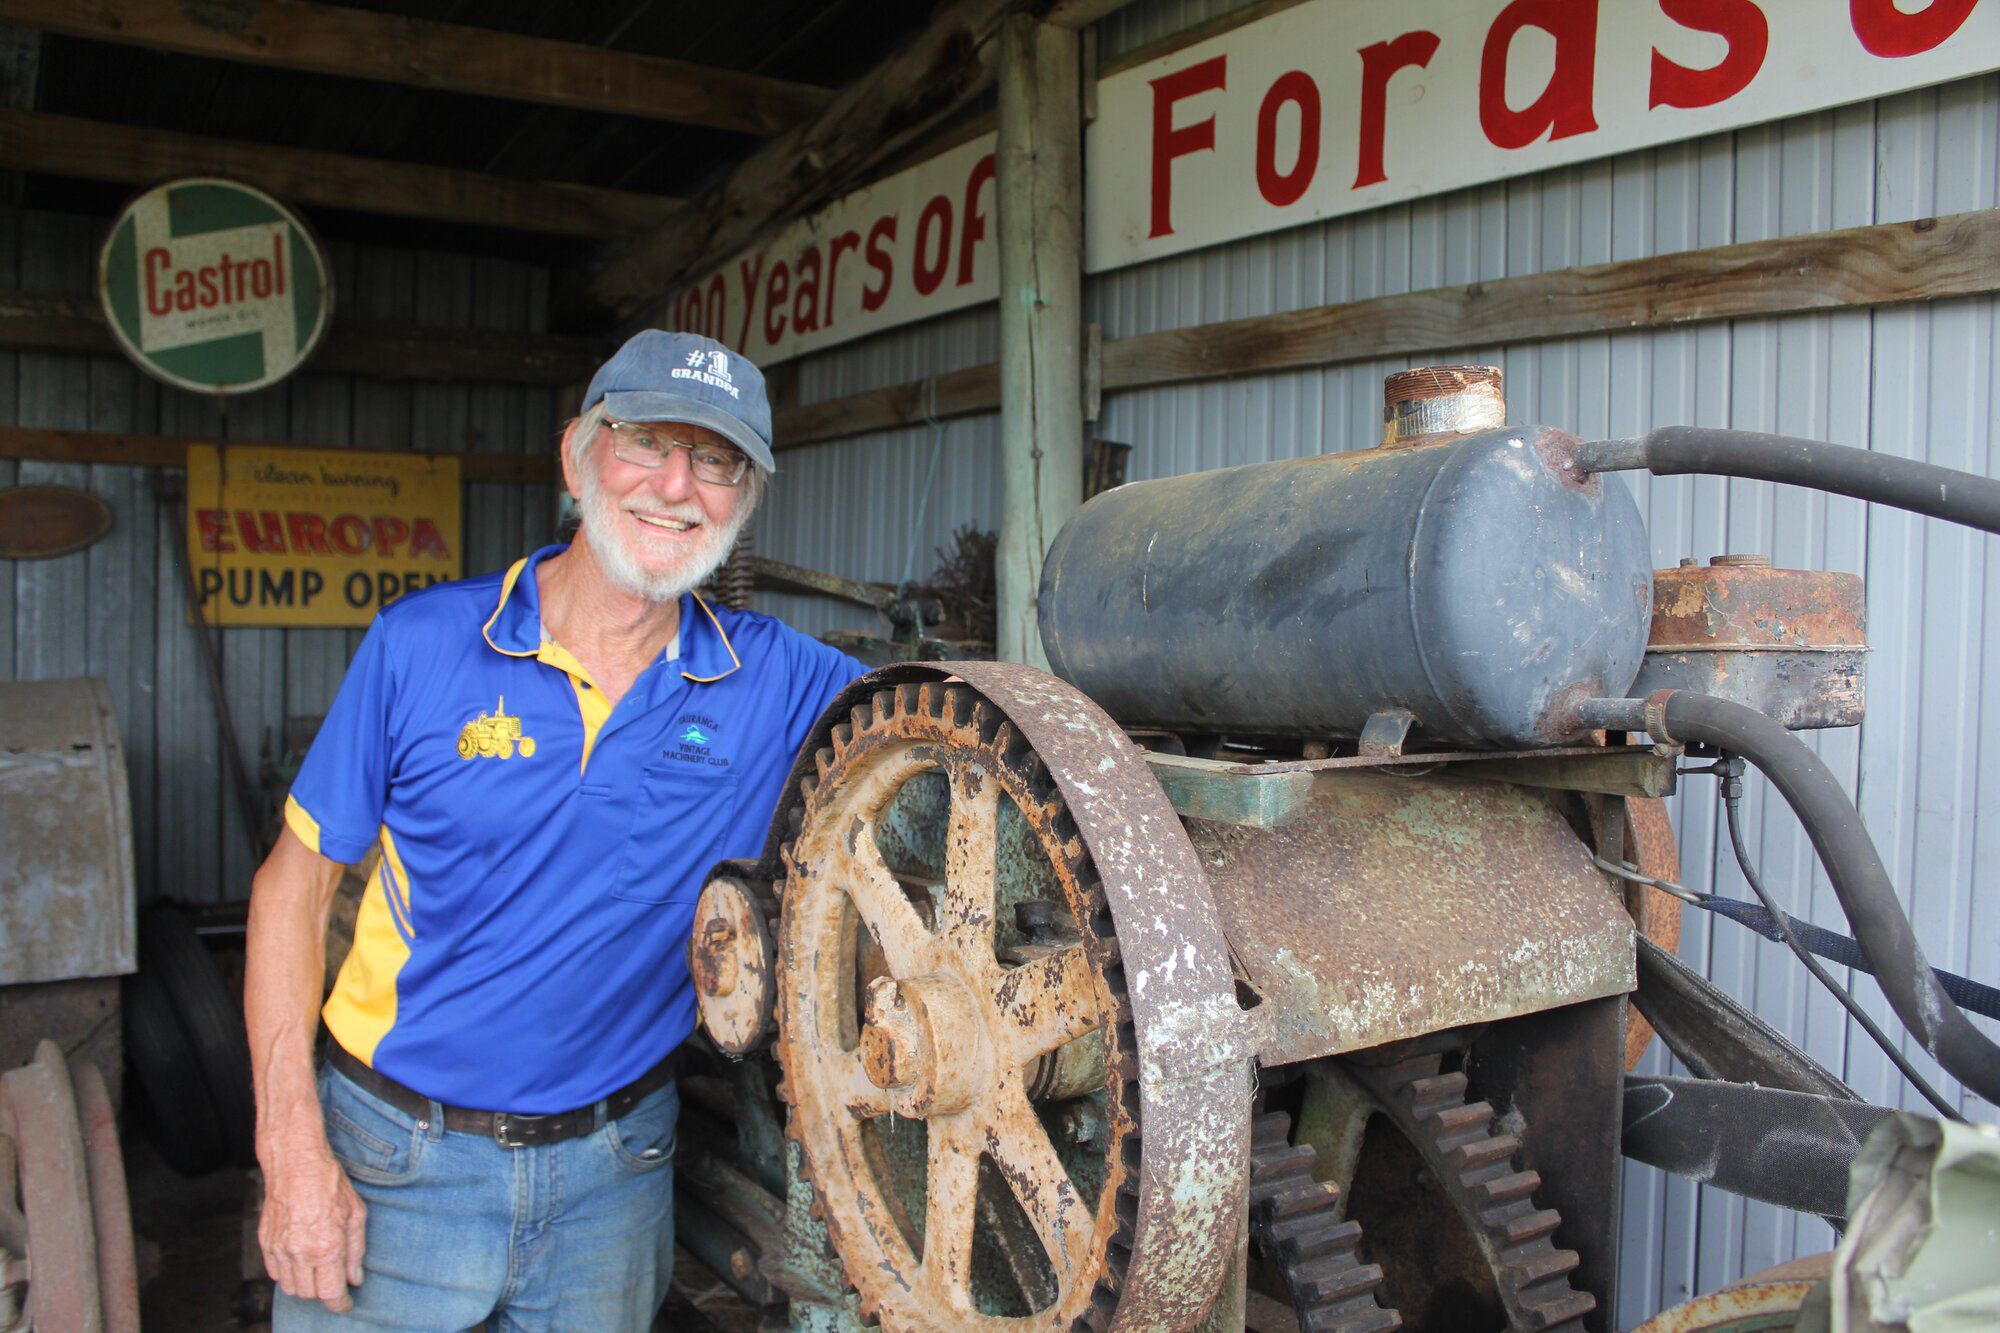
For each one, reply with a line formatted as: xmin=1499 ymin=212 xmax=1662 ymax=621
xmin=325 ymin=1040 xmax=681 ymax=1149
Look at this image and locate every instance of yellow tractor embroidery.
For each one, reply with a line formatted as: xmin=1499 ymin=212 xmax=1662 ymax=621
xmin=457 ymin=696 xmax=536 ymax=760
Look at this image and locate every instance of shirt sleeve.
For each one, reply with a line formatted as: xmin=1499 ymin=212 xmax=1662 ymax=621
xmin=783 ymin=634 xmax=871 ymax=753
xmin=286 ymin=617 xmax=399 ymax=864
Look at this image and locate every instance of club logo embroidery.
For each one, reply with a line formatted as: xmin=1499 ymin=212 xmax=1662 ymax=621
xmin=670 ymin=348 xmax=741 ymax=399
xmin=665 ymin=712 xmax=728 ymax=769
xmin=457 ymin=696 xmax=536 ymax=760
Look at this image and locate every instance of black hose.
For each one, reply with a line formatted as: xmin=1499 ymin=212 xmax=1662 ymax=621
xmin=1720 ymin=780 xmax=1961 ymax=1120
xmin=1583 ymin=692 xmax=2000 ymax=1106
xmin=1573 ymin=428 xmax=2000 ymax=536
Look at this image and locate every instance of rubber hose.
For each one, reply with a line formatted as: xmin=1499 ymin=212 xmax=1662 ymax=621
xmin=1574 ymin=428 xmax=2000 ymax=536
xmin=1591 ymin=692 xmax=2000 ymax=1106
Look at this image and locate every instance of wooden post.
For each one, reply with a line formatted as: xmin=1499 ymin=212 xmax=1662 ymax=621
xmin=995 ymin=13 xmax=1084 ymax=669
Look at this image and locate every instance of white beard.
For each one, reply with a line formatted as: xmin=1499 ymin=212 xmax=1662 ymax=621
xmin=575 ymin=454 xmax=747 ymax=604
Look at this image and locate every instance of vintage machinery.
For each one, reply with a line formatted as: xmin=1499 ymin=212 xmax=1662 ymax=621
xmin=680 ymin=366 xmax=2000 ymax=1331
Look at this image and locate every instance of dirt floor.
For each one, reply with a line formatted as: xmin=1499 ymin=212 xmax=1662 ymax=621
xmin=124 ymin=1134 xmax=762 ymax=1331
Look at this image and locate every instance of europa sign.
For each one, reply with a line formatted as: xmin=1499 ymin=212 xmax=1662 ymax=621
xmin=185 ymin=444 xmax=461 ymax=628
xmin=98 ymin=178 xmax=331 ymax=395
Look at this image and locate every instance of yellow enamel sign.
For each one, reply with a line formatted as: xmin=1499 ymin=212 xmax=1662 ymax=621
xmin=186 ymin=444 xmax=461 ymax=627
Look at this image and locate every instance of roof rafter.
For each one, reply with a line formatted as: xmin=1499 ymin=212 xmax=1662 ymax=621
xmin=582 ymin=0 xmax=1143 ymax=321
xmin=0 ymin=110 xmax=681 ymax=239
xmin=0 ymin=289 xmax=607 ymax=384
xmin=0 ymin=0 xmax=835 ymax=137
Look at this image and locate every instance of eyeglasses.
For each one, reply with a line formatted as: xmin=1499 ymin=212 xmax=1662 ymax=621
xmin=604 ymin=420 xmax=751 ymax=486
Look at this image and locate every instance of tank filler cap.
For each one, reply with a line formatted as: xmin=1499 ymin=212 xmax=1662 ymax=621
xmin=1382 ymin=365 xmax=1506 ymax=448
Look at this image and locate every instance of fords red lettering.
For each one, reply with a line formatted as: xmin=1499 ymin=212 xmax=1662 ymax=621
xmin=1479 ymin=0 xmax=1602 ymax=150
xmin=1149 ymin=56 xmax=1228 ymax=238
xmin=1651 ymin=0 xmax=1769 ymax=109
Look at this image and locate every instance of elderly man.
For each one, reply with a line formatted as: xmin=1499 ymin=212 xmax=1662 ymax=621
xmin=246 ymin=332 xmax=865 ymax=1329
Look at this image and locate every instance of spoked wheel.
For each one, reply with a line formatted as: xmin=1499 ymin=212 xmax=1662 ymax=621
xmin=775 ymin=683 xmax=1140 ymax=1330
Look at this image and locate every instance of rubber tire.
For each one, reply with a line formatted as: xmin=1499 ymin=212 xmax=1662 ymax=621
xmin=122 ymin=961 xmax=227 ymax=1176
xmin=139 ymin=907 xmax=255 ymax=1168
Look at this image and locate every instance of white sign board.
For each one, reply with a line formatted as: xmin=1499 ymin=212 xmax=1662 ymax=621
xmin=668 ymin=0 xmax=1998 ymax=366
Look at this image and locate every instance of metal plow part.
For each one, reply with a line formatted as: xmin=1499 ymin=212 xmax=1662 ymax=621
xmin=772 ymin=663 xmax=1257 ymax=1331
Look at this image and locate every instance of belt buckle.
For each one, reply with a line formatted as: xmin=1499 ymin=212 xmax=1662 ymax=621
xmin=492 ymin=1112 xmax=548 ymax=1149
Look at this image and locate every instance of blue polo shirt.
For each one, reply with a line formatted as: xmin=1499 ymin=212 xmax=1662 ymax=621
xmin=285 ymin=544 xmax=865 ymax=1112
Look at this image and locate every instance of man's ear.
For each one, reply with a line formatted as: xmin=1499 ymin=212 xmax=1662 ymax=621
xmin=558 ymin=421 xmax=586 ymax=501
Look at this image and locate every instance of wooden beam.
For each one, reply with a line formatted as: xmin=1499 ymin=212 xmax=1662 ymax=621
xmin=770 ymin=209 xmax=2000 ymax=449
xmin=774 ymin=364 xmax=1000 ymax=451
xmin=584 ymin=0 xmax=1041 ymax=320
xmin=0 ymin=110 xmax=680 ymax=239
xmin=995 ymin=14 xmax=1084 ymax=667
xmin=1043 ymin=0 xmax=1140 ymax=29
xmin=0 ymin=0 xmax=834 ymax=137
xmin=1101 ymin=209 xmax=2000 ymax=391
xmin=1096 ymin=0 xmax=1314 ymax=79
xmin=0 ymin=426 xmax=556 ymax=485
xmin=0 ymin=290 xmax=606 ymax=386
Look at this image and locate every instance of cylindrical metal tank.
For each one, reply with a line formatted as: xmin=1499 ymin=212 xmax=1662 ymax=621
xmin=1037 ymin=425 xmax=1654 ymax=748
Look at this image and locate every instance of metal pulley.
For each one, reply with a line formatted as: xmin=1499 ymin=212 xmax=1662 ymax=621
xmin=689 ymin=873 xmax=779 ymax=1056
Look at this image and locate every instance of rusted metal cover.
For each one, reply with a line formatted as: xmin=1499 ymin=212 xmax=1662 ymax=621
xmin=0 ymin=678 xmax=137 ymax=985
xmin=1633 ymin=556 xmax=1867 ymax=729
xmin=0 ymin=485 xmax=112 ymax=560
xmin=1629 ymin=1253 xmax=1828 ymax=1332
xmin=1183 ymin=770 xmax=1635 ymax=1066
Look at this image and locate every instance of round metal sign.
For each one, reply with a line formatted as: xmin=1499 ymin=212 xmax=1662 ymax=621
xmin=96 ymin=178 xmax=332 ymax=395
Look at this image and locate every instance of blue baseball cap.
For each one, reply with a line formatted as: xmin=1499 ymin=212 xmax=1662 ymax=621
xmin=581 ymin=331 xmax=776 ymax=473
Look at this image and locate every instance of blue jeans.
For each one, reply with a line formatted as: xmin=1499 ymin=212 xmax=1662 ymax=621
xmin=274 ymin=1063 xmax=677 ymax=1331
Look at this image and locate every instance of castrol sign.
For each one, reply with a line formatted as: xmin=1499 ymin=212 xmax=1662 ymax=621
xmin=97 ymin=178 xmax=331 ymax=395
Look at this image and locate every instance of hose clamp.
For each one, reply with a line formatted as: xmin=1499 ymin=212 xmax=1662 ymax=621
xmin=1642 ymin=689 xmax=1680 ymax=745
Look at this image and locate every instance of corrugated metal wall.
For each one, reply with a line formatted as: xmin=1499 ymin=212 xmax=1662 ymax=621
xmin=765 ymin=0 xmax=2000 ymax=1319
xmin=757 ymin=305 xmax=1002 ymax=636
xmin=0 ymin=207 xmax=562 ymax=910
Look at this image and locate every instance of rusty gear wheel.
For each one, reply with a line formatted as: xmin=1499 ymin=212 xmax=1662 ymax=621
xmin=774 ymin=683 xmax=1142 ymax=1330
xmin=1307 ymin=1053 xmax=1595 ymax=1333
xmin=1249 ymin=1109 xmax=1402 ymax=1333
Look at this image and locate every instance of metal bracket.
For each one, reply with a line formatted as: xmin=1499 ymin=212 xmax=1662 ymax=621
xmin=1357 ymin=708 xmax=1416 ymax=757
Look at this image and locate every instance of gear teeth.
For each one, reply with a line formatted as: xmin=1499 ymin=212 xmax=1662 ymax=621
xmin=1519 ymin=1287 xmax=1597 ymax=1331
xmin=1348 ymin=1051 xmax=1596 ymax=1333
xmin=1405 ymin=1071 xmax=1470 ymax=1118
xmin=1471 ymin=1167 xmax=1544 ymax=1205
xmin=1489 ymin=1203 xmax=1565 ymax=1245
xmin=1509 ymin=1248 xmax=1582 ymax=1285
xmin=1305 ymin=1307 xmax=1403 ymax=1333
xmin=1440 ymin=1128 xmax=1521 ymax=1171
xmin=1248 ymin=1107 xmax=1403 ymax=1333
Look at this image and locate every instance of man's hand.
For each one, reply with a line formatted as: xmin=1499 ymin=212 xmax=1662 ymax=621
xmin=247 ymin=826 xmax=366 ymax=1312
xmin=260 ymin=1148 xmax=367 ymax=1312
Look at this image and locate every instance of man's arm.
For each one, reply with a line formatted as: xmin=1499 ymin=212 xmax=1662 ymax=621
xmin=245 ymin=827 xmax=367 ymax=1312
